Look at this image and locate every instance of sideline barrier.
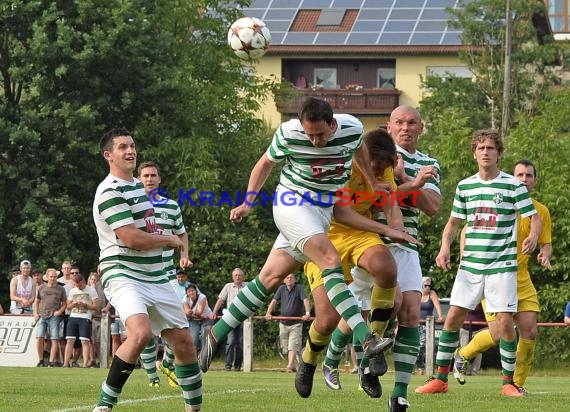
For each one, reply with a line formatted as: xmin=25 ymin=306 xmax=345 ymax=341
xmin=0 ymin=314 xmax=39 ymax=367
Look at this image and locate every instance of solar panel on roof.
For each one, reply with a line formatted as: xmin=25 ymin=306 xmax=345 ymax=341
xmin=389 ymin=9 xmax=421 ymax=20
xmin=353 ymin=21 xmax=384 ymax=32
xmin=421 ymin=9 xmax=451 ymax=20
xmin=265 ymin=21 xmax=292 ymax=31
xmin=410 ymin=32 xmax=444 ymax=44
xmin=246 ymin=9 xmax=266 ymax=19
xmin=266 ymin=9 xmax=298 ymax=20
xmin=379 ymin=32 xmax=411 ymax=44
xmin=250 ymin=0 xmax=271 ymax=7
xmin=385 ymin=20 xmax=417 ymax=31
xmin=416 ymin=20 xmax=448 ymax=31
xmin=346 ymin=32 xmax=380 ymax=44
xmin=331 ymin=0 xmax=364 ymax=7
xmin=300 ymin=0 xmax=332 ymax=8
xmin=395 ymin=0 xmax=426 ymax=7
xmin=285 ymin=33 xmax=318 ymax=44
xmin=270 ymin=0 xmax=303 ymax=7
xmin=358 ymin=9 xmax=390 ymax=21
xmin=317 ymin=33 xmax=350 ymax=44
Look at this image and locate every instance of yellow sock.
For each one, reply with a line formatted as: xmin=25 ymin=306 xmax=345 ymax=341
xmin=460 ymin=329 xmax=496 ymax=360
xmin=301 ymin=323 xmax=331 ymax=365
xmin=514 ymin=338 xmax=535 ymax=387
xmin=369 ymin=286 xmax=396 ymax=336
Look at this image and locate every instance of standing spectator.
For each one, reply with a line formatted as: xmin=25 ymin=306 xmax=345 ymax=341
xmin=58 ymin=261 xmax=74 ymax=286
xmin=10 ymin=260 xmax=36 ymax=314
xmin=265 ymin=273 xmax=311 ymax=372
xmin=416 ymin=277 xmax=444 ymax=375
xmin=88 ymin=272 xmax=105 ymax=367
xmin=34 ymin=268 xmax=66 ymax=367
xmin=416 ymin=129 xmax=540 ymax=397
xmin=8 ymin=265 xmax=20 ymax=313
xmin=183 ymin=284 xmax=213 ymax=352
xmin=564 ymin=301 xmax=570 ymax=325
xmin=64 ymin=271 xmax=99 ymax=367
xmin=32 ymin=269 xmax=45 ymax=287
xmin=92 ymin=128 xmax=200 ymax=412
xmin=174 ymin=269 xmax=191 ymax=302
xmin=210 ymin=268 xmax=248 ymax=371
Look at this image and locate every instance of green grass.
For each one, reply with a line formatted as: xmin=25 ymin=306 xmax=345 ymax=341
xmin=2 ymin=366 xmax=569 ymax=412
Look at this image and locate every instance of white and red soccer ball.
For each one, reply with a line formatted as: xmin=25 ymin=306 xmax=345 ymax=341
xmin=227 ymin=17 xmax=271 ymax=60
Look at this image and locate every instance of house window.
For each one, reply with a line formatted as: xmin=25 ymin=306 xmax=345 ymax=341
xmin=545 ymin=0 xmax=569 ymax=32
xmin=377 ymin=68 xmax=396 ymax=89
xmin=314 ymin=68 xmax=337 ymax=89
xmin=427 ymin=66 xmax=472 ymax=79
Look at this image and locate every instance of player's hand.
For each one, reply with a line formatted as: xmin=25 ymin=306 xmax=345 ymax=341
xmin=179 ymin=257 xmax=193 ymax=269
xmin=372 ymin=181 xmax=393 ymax=195
xmin=537 ymin=251 xmax=552 ymax=270
xmin=385 ymin=227 xmax=421 ymax=245
xmin=230 ymin=204 xmax=251 ymax=223
xmin=436 ymin=250 xmax=452 ymax=270
xmin=394 ymin=154 xmax=406 ymax=182
xmin=413 ymin=165 xmax=438 ymax=188
xmin=521 ymin=234 xmax=538 ymax=255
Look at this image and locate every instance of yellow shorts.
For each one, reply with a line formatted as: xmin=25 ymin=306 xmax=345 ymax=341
xmin=483 ymin=275 xmax=540 ymax=322
xmin=304 ymin=227 xmax=383 ymax=292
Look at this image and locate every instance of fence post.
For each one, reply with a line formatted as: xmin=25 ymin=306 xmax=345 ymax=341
xmin=100 ymin=312 xmax=110 ymax=368
xmin=425 ymin=316 xmax=435 ymax=376
xmin=243 ymin=317 xmax=253 ymax=372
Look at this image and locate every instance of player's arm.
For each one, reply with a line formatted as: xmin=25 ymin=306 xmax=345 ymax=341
xmin=333 ymin=203 xmax=419 ymax=245
xmin=394 ymin=157 xmax=440 ymax=216
xmin=459 ymin=224 xmax=467 ymax=258
xmin=302 ymin=298 xmax=311 ymax=320
xmin=114 ymin=224 xmax=183 ymax=251
xmin=230 ymin=153 xmax=276 ymax=223
xmin=537 ymin=242 xmax=553 ymax=270
xmin=521 ymin=213 xmax=541 ymax=255
xmin=380 ymin=201 xmax=404 ymax=230
xmin=436 ymin=216 xmax=462 ymax=270
xmin=178 ymin=232 xmax=192 ymax=269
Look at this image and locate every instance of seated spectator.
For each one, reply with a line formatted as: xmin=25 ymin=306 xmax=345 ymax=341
xmin=64 ymin=271 xmax=99 ymax=367
xmin=10 ymin=260 xmax=36 ymax=314
xmin=565 ymin=301 xmax=570 ymax=326
xmin=34 ymin=268 xmax=66 ymax=367
xmin=183 ymin=283 xmax=213 ymax=352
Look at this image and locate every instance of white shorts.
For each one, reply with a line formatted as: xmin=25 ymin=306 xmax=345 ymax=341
xmin=389 ymin=246 xmax=422 ymax=293
xmin=104 ymin=278 xmax=188 ymax=336
xmin=272 ymin=185 xmax=333 ymax=260
xmin=450 ymin=270 xmax=517 ymax=312
xmin=349 ymin=267 xmax=373 ymax=311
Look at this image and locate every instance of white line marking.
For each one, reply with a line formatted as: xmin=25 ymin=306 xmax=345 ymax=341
xmin=50 ymin=388 xmax=269 ymax=412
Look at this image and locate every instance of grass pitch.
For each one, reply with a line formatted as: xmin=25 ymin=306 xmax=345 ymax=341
xmin=2 ymin=366 xmax=568 ymax=411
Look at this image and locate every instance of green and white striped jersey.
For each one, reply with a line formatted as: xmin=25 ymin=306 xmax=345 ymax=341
xmin=376 ymin=145 xmax=441 ymax=252
xmin=93 ymin=174 xmax=167 ymax=287
xmin=452 ymin=171 xmax=536 ymax=275
xmin=153 ymin=197 xmax=186 ymax=282
xmin=266 ymin=114 xmax=364 ymax=206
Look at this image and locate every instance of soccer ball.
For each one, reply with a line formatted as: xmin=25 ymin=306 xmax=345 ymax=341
xmin=227 ymin=17 xmax=271 ymax=60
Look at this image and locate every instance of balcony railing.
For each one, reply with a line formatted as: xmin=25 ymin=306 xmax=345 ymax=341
xmin=275 ymin=88 xmax=401 ymax=116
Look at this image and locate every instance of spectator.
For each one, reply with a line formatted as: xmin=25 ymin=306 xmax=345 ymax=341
xmin=8 ymin=265 xmax=20 ymax=313
xmin=88 ymin=272 xmax=105 ymax=367
xmin=58 ymin=261 xmax=74 ymax=286
xmin=459 ymin=303 xmax=486 ymax=375
xmin=183 ymin=284 xmax=213 ymax=352
xmin=174 ymin=269 xmax=191 ymax=302
xmin=64 ymin=271 xmax=99 ymax=368
xmin=210 ymin=268 xmax=248 ymax=371
xmin=265 ymin=273 xmax=311 ymax=372
xmin=32 ymin=269 xmax=45 ymax=287
xmin=564 ymin=301 xmax=570 ymax=325
xmin=416 ymin=276 xmax=444 ymax=375
xmin=34 ymin=268 xmax=66 ymax=367
xmin=10 ymin=260 xmax=36 ymax=314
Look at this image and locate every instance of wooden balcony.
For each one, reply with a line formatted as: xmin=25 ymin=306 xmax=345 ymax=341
xmin=275 ymin=88 xmax=401 ymax=116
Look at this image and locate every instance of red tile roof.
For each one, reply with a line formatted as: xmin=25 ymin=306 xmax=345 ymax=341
xmin=291 ymin=9 xmax=358 ymax=33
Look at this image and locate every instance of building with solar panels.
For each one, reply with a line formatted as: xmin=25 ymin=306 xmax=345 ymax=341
xmin=241 ymin=0 xmax=552 ymax=130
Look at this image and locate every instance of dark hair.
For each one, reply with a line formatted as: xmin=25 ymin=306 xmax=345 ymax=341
xmin=186 ymin=283 xmax=198 ymax=293
xmin=32 ymin=269 xmax=43 ymax=276
xmin=138 ymin=160 xmax=161 ymax=177
xmin=99 ymin=128 xmax=132 ymax=157
xmin=177 ymin=269 xmax=187 ymax=276
xmin=364 ymin=128 xmax=397 ymax=168
xmin=514 ymin=159 xmax=537 ymax=178
xmin=299 ymin=97 xmax=334 ymax=124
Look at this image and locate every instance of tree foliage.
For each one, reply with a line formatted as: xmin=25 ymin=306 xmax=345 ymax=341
xmin=0 ymin=0 xmax=279 ymax=307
